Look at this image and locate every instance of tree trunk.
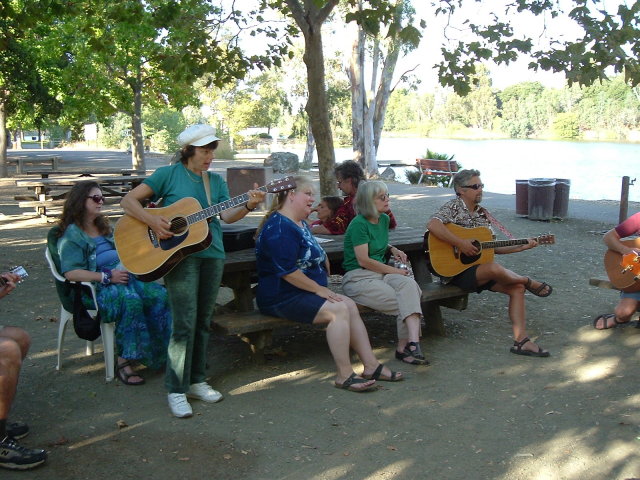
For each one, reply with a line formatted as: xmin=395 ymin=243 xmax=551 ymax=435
xmin=363 ymin=39 xmax=380 ymax=176
xmin=349 ymin=11 xmax=365 ymax=167
xmin=0 ymin=100 xmax=7 ymax=178
xmin=373 ymin=37 xmax=401 ymax=153
xmin=131 ymin=79 xmax=145 ymax=172
xmin=301 ymin=119 xmax=315 ymax=170
xmin=286 ymin=0 xmax=338 ymax=197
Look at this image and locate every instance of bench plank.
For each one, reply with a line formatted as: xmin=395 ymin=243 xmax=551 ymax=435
xmin=415 ymin=159 xmax=458 ymax=186
xmin=589 ymin=277 xmax=617 ymax=290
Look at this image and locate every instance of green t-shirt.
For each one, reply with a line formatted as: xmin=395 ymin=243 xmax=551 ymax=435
xmin=343 ymin=214 xmax=390 ymax=272
xmin=143 ymin=162 xmax=230 ymax=259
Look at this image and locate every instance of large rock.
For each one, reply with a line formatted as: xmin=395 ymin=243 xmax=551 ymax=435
xmin=380 ymin=166 xmax=396 ymax=181
xmin=265 ymin=152 xmax=299 ymax=173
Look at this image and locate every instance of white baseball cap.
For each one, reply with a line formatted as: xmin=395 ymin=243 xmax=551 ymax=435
xmin=177 ymin=124 xmax=220 ymax=147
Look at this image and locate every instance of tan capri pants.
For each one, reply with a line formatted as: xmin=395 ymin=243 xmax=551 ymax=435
xmin=342 ymin=269 xmax=423 ymax=339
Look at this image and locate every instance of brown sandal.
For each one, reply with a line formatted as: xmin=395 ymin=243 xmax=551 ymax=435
xmin=116 ymin=360 xmax=145 ymax=386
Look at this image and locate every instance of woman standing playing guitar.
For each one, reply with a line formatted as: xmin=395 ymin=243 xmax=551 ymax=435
xmin=121 ymin=125 xmax=266 ymax=418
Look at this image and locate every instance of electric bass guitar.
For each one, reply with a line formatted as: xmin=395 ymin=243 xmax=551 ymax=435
xmin=0 ymin=266 xmax=28 ymax=287
xmin=114 ymin=177 xmax=296 ymax=282
xmin=425 ymin=224 xmax=555 ymax=277
xmin=603 ymin=238 xmax=640 ymax=293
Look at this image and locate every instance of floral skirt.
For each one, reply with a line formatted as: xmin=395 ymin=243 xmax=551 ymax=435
xmin=87 ymin=276 xmax=172 ymax=370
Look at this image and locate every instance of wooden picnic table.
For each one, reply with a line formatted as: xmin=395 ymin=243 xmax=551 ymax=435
xmin=216 ymin=227 xmax=469 ymax=359
xmin=14 ymin=173 xmax=148 ymax=217
xmin=23 ymin=169 xmax=145 ymax=179
xmin=8 ymin=155 xmax=61 ymax=174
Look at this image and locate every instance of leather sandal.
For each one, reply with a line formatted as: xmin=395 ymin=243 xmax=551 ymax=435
xmin=593 ymin=313 xmax=628 ymax=330
xmin=395 ymin=342 xmax=429 ymax=365
xmin=334 ymin=373 xmax=377 ymax=392
xmin=525 ymin=278 xmax=553 ymax=297
xmin=510 ymin=336 xmax=550 ymax=357
xmin=362 ymin=363 xmax=404 ymax=382
xmin=116 ymin=360 xmax=145 ymax=386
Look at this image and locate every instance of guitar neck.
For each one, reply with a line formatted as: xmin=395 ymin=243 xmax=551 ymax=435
xmin=185 ymin=188 xmax=264 ymax=225
xmin=480 ymin=238 xmax=529 ymax=250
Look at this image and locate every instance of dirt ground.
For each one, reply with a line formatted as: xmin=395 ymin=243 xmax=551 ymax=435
xmin=1 ymin=170 xmax=639 ymax=480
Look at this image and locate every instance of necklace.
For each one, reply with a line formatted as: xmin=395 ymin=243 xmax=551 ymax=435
xmin=184 ymin=165 xmax=203 ymax=183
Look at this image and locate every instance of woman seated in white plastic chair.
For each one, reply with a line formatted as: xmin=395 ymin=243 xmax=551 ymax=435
xmin=57 ymin=181 xmax=171 ymax=385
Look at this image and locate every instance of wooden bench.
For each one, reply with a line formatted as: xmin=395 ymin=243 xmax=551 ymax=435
xmin=589 ymin=277 xmax=617 ymax=290
xmin=212 ymin=280 xmax=468 ymax=363
xmin=415 ymin=158 xmax=458 ymax=186
xmin=9 ymin=155 xmax=61 ymax=174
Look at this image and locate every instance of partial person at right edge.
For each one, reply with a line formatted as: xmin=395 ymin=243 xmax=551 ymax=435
xmin=310 ymin=160 xmax=397 ymax=235
xmin=426 ymin=169 xmax=551 ymax=358
xmin=593 ymin=212 xmax=640 ymax=330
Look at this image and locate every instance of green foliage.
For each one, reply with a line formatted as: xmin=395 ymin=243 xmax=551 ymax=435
xmin=552 ymin=112 xmax=580 ymax=139
xmin=423 ymin=149 xmax=454 ymax=161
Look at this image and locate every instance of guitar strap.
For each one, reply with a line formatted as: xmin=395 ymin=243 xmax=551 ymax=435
xmin=481 ymin=208 xmax=515 ymax=240
xmin=201 ymin=171 xmax=212 ymax=206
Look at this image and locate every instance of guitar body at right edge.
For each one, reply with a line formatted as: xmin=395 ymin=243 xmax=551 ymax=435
xmin=115 ymin=197 xmax=212 ymax=282
xmin=604 ymin=238 xmax=640 ymax=293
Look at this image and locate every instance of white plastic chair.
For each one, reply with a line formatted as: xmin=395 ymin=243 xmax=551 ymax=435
xmin=45 ymin=247 xmax=115 ymax=382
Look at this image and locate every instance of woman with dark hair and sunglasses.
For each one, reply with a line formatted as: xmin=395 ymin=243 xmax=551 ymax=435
xmin=121 ymin=124 xmax=266 ymax=418
xmin=426 ymin=169 xmax=551 ymax=357
xmin=57 ymin=180 xmax=171 ymax=385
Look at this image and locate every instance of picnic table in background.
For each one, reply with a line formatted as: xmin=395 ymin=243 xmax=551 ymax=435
xmin=14 ymin=170 xmax=148 ymax=217
xmin=8 ymin=155 xmax=61 ymax=174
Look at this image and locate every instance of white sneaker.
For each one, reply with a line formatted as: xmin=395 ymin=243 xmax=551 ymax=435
xmin=167 ymin=393 xmax=193 ymax=418
xmin=187 ymin=382 xmax=223 ymax=403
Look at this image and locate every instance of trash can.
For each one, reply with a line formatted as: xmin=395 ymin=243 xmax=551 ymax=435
xmin=528 ymin=178 xmax=556 ymax=221
xmin=515 ymin=179 xmax=528 ymax=217
xmin=226 ymin=166 xmax=273 ymax=198
xmin=553 ymin=178 xmax=571 ymax=219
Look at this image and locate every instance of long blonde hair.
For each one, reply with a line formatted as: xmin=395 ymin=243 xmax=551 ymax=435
xmin=355 ymin=180 xmax=388 ymax=220
xmin=255 ymin=175 xmax=314 ymax=236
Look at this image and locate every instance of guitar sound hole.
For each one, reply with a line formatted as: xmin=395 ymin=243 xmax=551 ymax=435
xmin=170 ymin=217 xmax=188 ymax=235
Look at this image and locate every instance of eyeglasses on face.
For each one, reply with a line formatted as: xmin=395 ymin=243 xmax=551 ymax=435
xmin=376 ymin=193 xmax=390 ymax=201
xmin=461 ymin=183 xmax=484 ymax=190
xmin=87 ymin=195 xmax=106 ymax=204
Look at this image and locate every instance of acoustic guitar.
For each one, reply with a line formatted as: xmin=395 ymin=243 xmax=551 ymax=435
xmin=425 ymin=224 xmax=555 ymax=277
xmin=603 ymin=238 xmax=640 ymax=293
xmin=114 ymin=177 xmax=296 ymax=282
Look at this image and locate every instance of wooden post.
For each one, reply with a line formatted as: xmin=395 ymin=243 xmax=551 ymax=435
xmin=620 ymin=176 xmax=631 ymax=224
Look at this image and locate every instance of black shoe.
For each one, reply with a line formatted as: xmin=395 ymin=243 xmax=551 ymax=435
xmin=7 ymin=421 xmax=29 ymax=440
xmin=0 ymin=436 xmax=47 ymax=470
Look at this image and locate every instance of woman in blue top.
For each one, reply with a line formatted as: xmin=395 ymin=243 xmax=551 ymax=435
xmin=342 ymin=181 xmax=427 ymax=366
xmin=256 ymin=175 xmax=403 ymax=393
xmin=121 ymin=124 xmax=266 ymax=418
xmin=57 ymin=181 xmax=171 ymax=386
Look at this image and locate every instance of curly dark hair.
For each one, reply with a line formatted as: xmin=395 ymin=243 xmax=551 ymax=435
xmin=57 ymin=180 xmax=111 ymax=236
xmin=334 ymin=160 xmax=365 ymax=188
xmin=321 ymin=196 xmax=344 ymax=215
xmin=178 ymin=140 xmax=219 ymax=164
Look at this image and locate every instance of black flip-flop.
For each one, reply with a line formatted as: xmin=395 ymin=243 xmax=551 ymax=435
xmin=334 ymin=373 xmax=377 ymax=392
xmin=362 ymin=363 xmax=404 ymax=382
xmin=510 ymin=336 xmax=550 ymax=357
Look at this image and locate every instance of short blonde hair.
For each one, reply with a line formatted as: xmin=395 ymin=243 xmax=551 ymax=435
xmin=355 ymin=181 xmax=388 ymax=220
xmin=255 ymin=175 xmax=314 ymax=235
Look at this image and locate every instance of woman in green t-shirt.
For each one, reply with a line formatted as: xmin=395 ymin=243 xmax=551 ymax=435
xmin=342 ymin=181 xmax=428 ymax=366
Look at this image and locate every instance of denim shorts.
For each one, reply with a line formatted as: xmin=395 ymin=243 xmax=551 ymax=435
xmin=259 ymin=292 xmax=326 ymax=324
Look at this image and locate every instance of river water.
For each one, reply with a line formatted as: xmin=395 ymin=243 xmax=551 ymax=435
xmin=259 ymin=137 xmax=639 ymax=202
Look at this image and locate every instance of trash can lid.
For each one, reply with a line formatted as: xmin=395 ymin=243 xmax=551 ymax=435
xmin=528 ymin=178 xmax=556 ymax=185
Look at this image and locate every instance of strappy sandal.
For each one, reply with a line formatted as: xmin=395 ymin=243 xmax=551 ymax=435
xmin=362 ymin=363 xmax=404 ymax=382
xmin=395 ymin=341 xmax=430 ymax=366
xmin=525 ymin=278 xmax=553 ymax=297
xmin=116 ymin=360 xmax=146 ymax=386
xmin=510 ymin=336 xmax=550 ymax=357
xmin=334 ymin=373 xmax=377 ymax=392
xmin=593 ymin=313 xmax=628 ymax=330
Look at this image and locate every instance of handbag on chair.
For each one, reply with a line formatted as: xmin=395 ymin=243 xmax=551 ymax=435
xmin=72 ymin=283 xmax=101 ymax=341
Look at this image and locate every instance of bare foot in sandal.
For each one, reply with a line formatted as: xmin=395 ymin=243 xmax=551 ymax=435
xmin=334 ymin=373 xmax=376 ymax=392
xmin=593 ymin=313 xmax=629 ymax=330
xmin=525 ymin=278 xmax=553 ymax=297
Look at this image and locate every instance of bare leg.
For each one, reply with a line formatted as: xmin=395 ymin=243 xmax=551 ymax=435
xmin=476 ymin=264 xmax=545 ymax=353
xmin=595 ymin=298 xmax=640 ymax=328
xmin=0 ymin=338 xmax=22 ymax=426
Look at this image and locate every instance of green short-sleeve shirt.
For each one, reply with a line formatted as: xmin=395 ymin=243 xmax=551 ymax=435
xmin=343 ymin=214 xmax=390 ymax=272
xmin=143 ymin=162 xmax=230 ymax=259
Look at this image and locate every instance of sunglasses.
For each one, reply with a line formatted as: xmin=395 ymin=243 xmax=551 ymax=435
xmin=461 ymin=183 xmax=484 ymax=190
xmin=87 ymin=195 xmax=106 ymax=204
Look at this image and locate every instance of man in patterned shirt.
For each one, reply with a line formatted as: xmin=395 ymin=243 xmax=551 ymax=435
xmin=426 ymin=169 xmax=552 ymax=357
xmin=593 ymin=212 xmax=640 ymax=329
xmin=311 ymin=160 xmax=397 ymax=235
